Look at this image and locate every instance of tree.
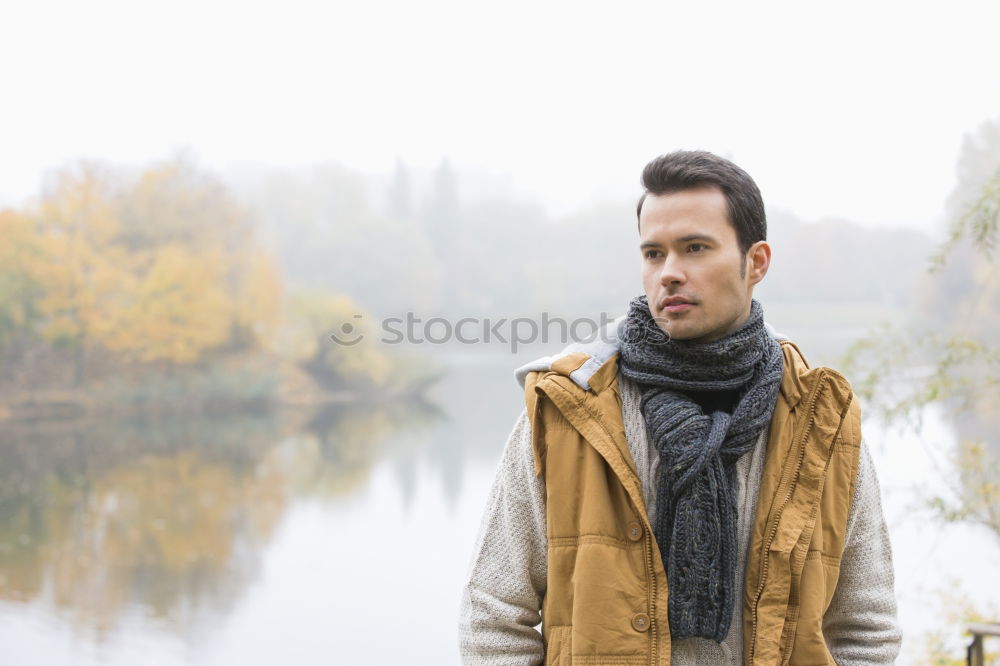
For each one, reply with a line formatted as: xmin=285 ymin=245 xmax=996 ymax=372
xmin=30 ymin=163 xmax=130 ymax=381
xmin=0 ymin=209 xmax=43 ymax=347
xmin=22 ymin=158 xmax=282 ymax=370
xmin=387 ymin=157 xmax=413 ymax=219
xmin=844 ymin=118 xmax=1000 ymax=539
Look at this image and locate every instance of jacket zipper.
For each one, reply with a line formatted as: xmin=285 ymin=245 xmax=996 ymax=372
xmin=644 ymin=529 xmax=658 ymax=664
xmin=747 ymin=370 xmax=826 ymax=664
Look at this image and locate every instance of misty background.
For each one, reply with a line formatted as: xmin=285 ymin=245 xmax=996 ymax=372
xmin=1 ymin=1 xmax=998 ymax=665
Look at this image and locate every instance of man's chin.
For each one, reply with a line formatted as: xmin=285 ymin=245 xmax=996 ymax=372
xmin=663 ymin=324 xmax=711 ymax=343
xmin=654 ymin=313 xmax=705 ymax=342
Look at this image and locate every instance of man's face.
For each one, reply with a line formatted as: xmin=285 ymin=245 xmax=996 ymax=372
xmin=638 ymin=186 xmax=768 ymax=343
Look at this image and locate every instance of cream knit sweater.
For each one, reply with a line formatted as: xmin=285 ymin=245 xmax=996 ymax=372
xmin=458 ymin=373 xmax=901 ymax=665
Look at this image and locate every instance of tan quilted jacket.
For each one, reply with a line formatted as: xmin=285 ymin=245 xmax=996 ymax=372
xmin=524 ymin=341 xmax=861 ymax=665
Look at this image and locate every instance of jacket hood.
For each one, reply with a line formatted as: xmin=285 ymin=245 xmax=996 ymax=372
xmin=514 ymin=315 xmax=786 ymax=391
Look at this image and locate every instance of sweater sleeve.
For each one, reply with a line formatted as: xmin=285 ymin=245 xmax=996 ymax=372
xmin=458 ymin=409 xmax=547 ymax=665
xmin=823 ymin=439 xmax=903 ymax=664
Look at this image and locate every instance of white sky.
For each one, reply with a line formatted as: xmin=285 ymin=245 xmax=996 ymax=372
xmin=2 ymin=0 xmax=999 ymax=232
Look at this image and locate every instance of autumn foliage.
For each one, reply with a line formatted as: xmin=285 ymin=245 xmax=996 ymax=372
xmin=0 ymin=158 xmax=426 ymax=412
xmin=19 ymin=161 xmax=280 ymax=363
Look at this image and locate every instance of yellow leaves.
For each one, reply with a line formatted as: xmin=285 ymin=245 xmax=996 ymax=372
xmin=0 ymin=209 xmax=42 ymax=336
xmin=0 ymin=209 xmax=37 ymax=259
xmin=37 ymin=162 xmax=121 ymax=244
xmin=34 ymin=231 xmax=132 ymax=345
xmin=10 ymin=157 xmax=285 ymax=365
xmin=231 ymin=249 xmax=282 ymax=345
xmin=953 ymin=440 xmax=1000 ymax=534
xmin=93 ymin=245 xmax=232 ymax=363
xmin=267 ymin=291 xmax=363 ymax=363
xmin=330 ymin=340 xmax=395 ymax=388
xmin=917 ymin=584 xmax=1000 ymax=666
xmin=267 ymin=291 xmax=401 ymax=392
xmin=121 ymin=159 xmax=248 ymax=250
xmin=5 ymin=155 xmax=414 ymax=394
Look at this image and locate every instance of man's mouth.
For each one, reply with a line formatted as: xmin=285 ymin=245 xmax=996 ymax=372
xmin=659 ymin=296 xmax=695 ymax=313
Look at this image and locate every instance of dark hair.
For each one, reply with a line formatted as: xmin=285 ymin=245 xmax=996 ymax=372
xmin=636 ymin=150 xmax=766 ymax=254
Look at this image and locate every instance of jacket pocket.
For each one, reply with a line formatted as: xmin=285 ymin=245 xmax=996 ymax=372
xmin=545 ymin=625 xmax=572 ymax=665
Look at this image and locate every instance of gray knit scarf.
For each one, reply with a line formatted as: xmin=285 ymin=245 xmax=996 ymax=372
xmin=618 ymin=296 xmax=783 ymax=642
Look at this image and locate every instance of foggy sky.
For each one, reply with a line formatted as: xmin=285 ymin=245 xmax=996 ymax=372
xmin=3 ymin=0 xmax=999 ymax=232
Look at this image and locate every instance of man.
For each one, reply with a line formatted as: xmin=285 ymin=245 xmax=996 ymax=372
xmin=459 ymin=151 xmax=901 ymax=665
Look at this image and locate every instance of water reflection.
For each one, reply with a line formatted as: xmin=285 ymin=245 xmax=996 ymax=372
xmin=0 ymin=398 xmax=442 ymax=641
xmin=5 ymin=355 xmax=994 ymax=665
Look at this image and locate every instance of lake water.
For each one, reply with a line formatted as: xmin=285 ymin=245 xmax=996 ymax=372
xmin=0 ymin=352 xmax=997 ymax=665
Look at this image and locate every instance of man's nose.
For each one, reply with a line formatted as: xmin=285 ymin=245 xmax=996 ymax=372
xmin=659 ymin=255 xmax=685 ymax=285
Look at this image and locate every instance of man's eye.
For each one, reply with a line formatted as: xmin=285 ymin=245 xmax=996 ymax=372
xmin=687 ymin=243 xmax=707 ymax=253
xmin=644 ymin=249 xmax=662 ymax=259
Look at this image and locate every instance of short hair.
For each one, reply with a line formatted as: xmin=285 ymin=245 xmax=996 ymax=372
xmin=636 ymin=150 xmax=766 ymax=255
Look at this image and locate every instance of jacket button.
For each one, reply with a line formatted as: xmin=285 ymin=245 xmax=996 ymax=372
xmin=627 ymin=521 xmax=642 ymax=542
xmin=631 ymin=613 xmax=650 ymax=632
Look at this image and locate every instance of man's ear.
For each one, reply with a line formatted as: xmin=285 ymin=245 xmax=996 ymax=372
xmin=746 ymin=241 xmax=771 ymax=286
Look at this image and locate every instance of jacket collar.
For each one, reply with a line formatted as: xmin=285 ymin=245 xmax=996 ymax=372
xmin=516 ymin=314 xmax=787 ymax=393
